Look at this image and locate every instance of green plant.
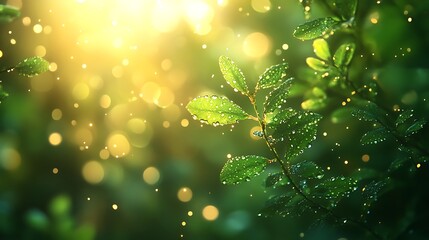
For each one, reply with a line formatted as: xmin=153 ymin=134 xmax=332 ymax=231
xmin=186 ymin=0 xmax=429 ymax=239
xmin=0 ymin=4 xmax=50 ymax=102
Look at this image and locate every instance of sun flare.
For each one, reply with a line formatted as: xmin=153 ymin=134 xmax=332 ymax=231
xmin=67 ymin=0 xmax=217 ymax=53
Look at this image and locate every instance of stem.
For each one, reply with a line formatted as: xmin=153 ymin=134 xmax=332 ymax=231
xmin=248 ymin=95 xmax=382 ymax=239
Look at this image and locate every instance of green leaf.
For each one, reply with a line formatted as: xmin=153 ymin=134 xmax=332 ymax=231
xmin=352 ymin=108 xmax=378 ymax=122
xmin=306 ymin=57 xmax=328 ymax=71
xmin=266 ymin=107 xmax=296 ymax=125
xmin=293 ymin=17 xmax=340 ymax=41
xmin=219 ymin=56 xmax=249 ymax=95
xmin=313 ymin=38 xmax=331 ymax=61
xmin=395 ymin=109 xmax=414 ymax=127
xmin=259 ymin=192 xmax=309 ymax=217
xmin=269 ymin=108 xmax=322 ymax=162
xmin=312 ymin=176 xmax=357 ymax=207
xmin=326 ymin=0 xmax=358 ymax=20
xmin=0 ymin=5 xmax=20 ymax=23
xmin=360 ymin=127 xmax=390 ymax=145
xmin=263 ymin=78 xmax=293 ymax=113
xmin=351 ymin=168 xmax=379 ymax=181
xmin=220 ymin=155 xmax=269 ymax=185
xmin=405 ymin=119 xmax=426 ymax=136
xmin=312 ymin=87 xmax=327 ymax=98
xmin=330 ymin=107 xmax=354 ymax=124
xmin=363 ymin=178 xmax=393 ymax=204
xmin=290 ymin=161 xmax=324 ymax=180
xmin=257 ymin=63 xmax=289 ymax=90
xmin=283 ymin=111 xmax=322 ymax=162
xmin=186 ymin=95 xmax=250 ymax=126
xmin=15 ymin=56 xmax=50 ymax=77
xmin=333 ymin=42 xmax=356 ymax=68
xmin=351 ymin=102 xmax=386 ymax=123
xmin=389 ymin=155 xmax=409 ymax=172
xmin=301 ymin=98 xmax=327 ymax=111
xmin=265 ymin=172 xmax=288 ymax=188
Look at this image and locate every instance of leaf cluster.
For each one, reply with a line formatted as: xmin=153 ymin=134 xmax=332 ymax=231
xmin=186 ymin=56 xmax=358 ymax=226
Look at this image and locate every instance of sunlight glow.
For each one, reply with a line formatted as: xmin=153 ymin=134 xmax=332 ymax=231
xmin=183 ymin=0 xmax=214 ymax=35
xmin=243 ymin=32 xmax=271 ymax=58
xmin=68 ymin=0 xmax=217 ymax=53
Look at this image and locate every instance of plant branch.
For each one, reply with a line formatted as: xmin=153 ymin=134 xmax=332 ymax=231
xmin=249 ymin=95 xmax=382 ymax=239
xmin=344 ymin=71 xmax=429 ymax=161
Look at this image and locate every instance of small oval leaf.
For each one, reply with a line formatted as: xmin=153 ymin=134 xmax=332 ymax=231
xmin=259 ymin=193 xmax=308 ymax=217
xmin=330 ymin=107 xmax=354 ymax=124
xmin=15 ymin=56 xmax=50 ymax=77
xmin=293 ymin=17 xmax=340 ymax=41
xmin=306 ymin=57 xmax=328 ymax=71
xmin=282 ymin=111 xmax=322 ymax=162
xmin=186 ymin=95 xmax=250 ymax=126
xmin=266 ymin=107 xmax=297 ymax=125
xmin=395 ymin=109 xmax=414 ymax=127
xmin=351 ymin=168 xmax=378 ymax=182
xmin=360 ymin=127 xmax=390 ymax=145
xmin=257 ymin=63 xmax=289 ymax=90
xmin=301 ymin=98 xmax=326 ymax=111
xmin=264 ymin=78 xmax=293 ymax=113
xmin=312 ymin=87 xmax=327 ymax=98
xmin=313 ymin=38 xmax=331 ymax=61
xmin=290 ymin=161 xmax=324 ymax=179
xmin=351 ymin=102 xmax=386 ymax=123
xmin=268 ymin=109 xmax=322 ymax=162
xmin=333 ymin=42 xmax=356 ymax=68
xmin=219 ymin=56 xmax=249 ymax=95
xmin=265 ymin=172 xmax=288 ymax=188
xmin=362 ymin=179 xmax=394 ymax=205
xmin=405 ymin=119 xmax=426 ymax=136
xmin=220 ymin=155 xmax=269 ymax=185
xmin=312 ymin=176 xmax=357 ymax=207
